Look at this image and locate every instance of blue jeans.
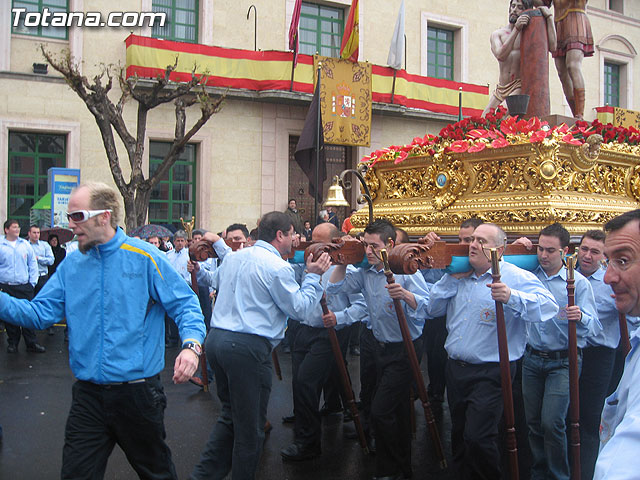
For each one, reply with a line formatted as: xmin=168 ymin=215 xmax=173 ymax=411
xmin=191 ymin=329 xmax=272 ymax=480
xmin=522 ymin=350 xmax=582 ymax=480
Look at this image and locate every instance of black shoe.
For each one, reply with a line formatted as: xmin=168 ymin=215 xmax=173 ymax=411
xmin=280 ymin=443 xmax=321 ymax=461
xmin=350 ymin=346 xmax=360 ymax=356
xmin=7 ymin=344 xmax=17 ymax=354
xmin=319 ymin=404 xmax=342 ymax=416
xmin=282 ymin=414 xmax=296 ymax=424
xmin=26 ymin=343 xmax=46 ymax=353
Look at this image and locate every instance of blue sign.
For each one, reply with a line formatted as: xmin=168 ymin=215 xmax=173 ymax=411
xmin=48 ymin=168 xmax=81 ymax=227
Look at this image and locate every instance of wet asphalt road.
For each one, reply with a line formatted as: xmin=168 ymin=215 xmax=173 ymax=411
xmin=0 ymin=327 xmax=456 ymax=480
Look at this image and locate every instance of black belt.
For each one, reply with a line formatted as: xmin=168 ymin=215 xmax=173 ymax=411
xmin=85 ymin=374 xmax=159 ymax=387
xmin=526 ymin=344 xmax=581 ymax=360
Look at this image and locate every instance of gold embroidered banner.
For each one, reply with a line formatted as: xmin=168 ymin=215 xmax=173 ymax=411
xmin=596 ymin=106 xmax=640 ymax=128
xmin=314 ymin=55 xmax=372 ymax=147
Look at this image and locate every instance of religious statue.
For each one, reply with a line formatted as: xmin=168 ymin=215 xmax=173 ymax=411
xmin=535 ymin=0 xmax=594 ymax=119
xmin=483 ymin=0 xmax=556 ymax=117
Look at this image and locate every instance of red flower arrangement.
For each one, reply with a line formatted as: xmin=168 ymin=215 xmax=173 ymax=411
xmin=363 ymin=107 xmax=640 ymax=165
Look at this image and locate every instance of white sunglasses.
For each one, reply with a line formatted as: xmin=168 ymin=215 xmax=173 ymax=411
xmin=66 ymin=209 xmax=112 ymax=223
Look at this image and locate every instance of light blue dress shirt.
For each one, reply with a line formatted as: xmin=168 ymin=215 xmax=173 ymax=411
xmin=326 ymin=265 xmax=430 ymax=343
xmin=528 ymin=265 xmax=601 ymax=350
xmin=29 ymin=239 xmax=54 ymax=276
xmin=0 ymin=236 xmax=39 ymax=286
xmin=595 ymin=328 xmax=640 ymax=479
xmin=427 ymin=261 xmax=559 ymax=363
xmin=291 ymin=265 xmax=368 ymax=330
xmin=165 ymin=247 xmax=190 ymax=283
xmin=209 ymin=240 xmax=324 ymax=346
xmin=580 ymin=266 xmax=640 ymax=349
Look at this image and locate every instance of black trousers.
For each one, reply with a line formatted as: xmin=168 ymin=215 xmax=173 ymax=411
xmin=423 ymin=315 xmax=448 ymax=397
xmin=34 ymin=274 xmax=48 ymax=295
xmin=0 ymin=282 xmax=38 ymax=347
xmin=321 ymin=327 xmax=352 ymax=412
xmin=372 ymin=338 xmax=422 ymax=478
xmin=579 ymin=345 xmax=616 ymax=480
xmin=191 ymin=329 xmax=272 ymax=480
xmin=447 ymin=358 xmax=516 ymax=480
xmin=61 ymin=375 xmax=177 ymax=480
xmin=292 ymin=324 xmax=350 ymax=447
xmin=359 ymin=327 xmax=378 ymax=438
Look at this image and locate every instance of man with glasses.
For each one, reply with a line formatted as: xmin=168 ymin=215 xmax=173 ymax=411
xmin=427 ymin=223 xmax=558 ymax=479
xmin=516 ymin=222 xmax=599 ymax=480
xmin=328 ymin=218 xmax=431 ymax=480
xmin=576 ymin=229 xmax=638 ymax=479
xmin=594 ymin=209 xmax=640 ymax=478
xmin=0 ymin=182 xmax=206 ymax=480
xmin=0 ymin=219 xmax=46 ymax=354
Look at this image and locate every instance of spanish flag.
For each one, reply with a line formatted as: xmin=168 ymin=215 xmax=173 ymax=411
xmin=340 ymin=0 xmax=359 ymax=62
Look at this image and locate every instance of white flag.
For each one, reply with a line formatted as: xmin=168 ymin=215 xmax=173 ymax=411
xmin=387 ymin=0 xmax=405 ymax=70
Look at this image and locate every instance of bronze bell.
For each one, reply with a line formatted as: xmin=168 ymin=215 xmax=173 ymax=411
xmin=324 ymin=176 xmax=350 ymax=207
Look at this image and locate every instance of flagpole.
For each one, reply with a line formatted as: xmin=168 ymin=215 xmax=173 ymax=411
xmin=289 ymin=39 xmax=297 ymax=92
xmin=314 ymin=62 xmax=322 ymax=225
xmin=391 ymin=69 xmax=397 ymax=105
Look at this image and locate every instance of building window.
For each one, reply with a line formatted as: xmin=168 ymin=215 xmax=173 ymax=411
xmin=152 ymin=0 xmax=198 ymax=43
xmin=427 ymin=26 xmax=454 ymax=80
xmin=11 ymin=0 xmax=68 ymax=40
xmin=609 ymin=0 xmax=624 ymax=14
xmin=299 ymin=2 xmax=344 ymax=58
xmin=8 ymin=132 xmax=66 ymax=232
xmin=604 ymin=62 xmax=621 ymax=107
xmin=148 ymin=142 xmax=196 ymax=229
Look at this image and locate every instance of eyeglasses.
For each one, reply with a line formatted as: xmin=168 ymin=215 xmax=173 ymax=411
xmin=604 ymin=257 xmax=640 ymax=272
xmin=66 ymin=209 xmax=112 ymax=223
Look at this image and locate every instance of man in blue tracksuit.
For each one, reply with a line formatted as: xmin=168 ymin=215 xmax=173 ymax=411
xmin=0 ymin=182 xmax=206 ymax=480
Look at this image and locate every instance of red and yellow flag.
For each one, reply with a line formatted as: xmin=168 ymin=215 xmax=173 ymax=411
xmin=340 ymin=0 xmax=359 ymax=62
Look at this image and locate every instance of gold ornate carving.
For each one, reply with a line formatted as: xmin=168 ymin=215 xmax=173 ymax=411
xmin=471 ymin=157 xmax=531 ymax=194
xmin=631 ymin=165 xmax=640 ymax=202
xmin=360 ymin=139 xmax=640 ymax=236
xmin=572 ymin=134 xmax=602 ymax=172
xmin=379 ymin=156 xmax=469 ymax=210
xmin=364 ymin=166 xmax=379 ymax=201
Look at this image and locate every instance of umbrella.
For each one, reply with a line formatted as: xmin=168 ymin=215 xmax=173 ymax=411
xmin=129 ymin=224 xmax=174 ymax=240
xmin=40 ymin=227 xmax=74 ymax=244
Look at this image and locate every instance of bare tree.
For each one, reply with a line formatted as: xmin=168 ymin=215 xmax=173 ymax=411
xmin=41 ymin=46 xmax=224 ymax=231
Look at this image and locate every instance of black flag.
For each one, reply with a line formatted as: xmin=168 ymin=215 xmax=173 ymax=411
xmin=294 ymin=81 xmax=326 ymax=203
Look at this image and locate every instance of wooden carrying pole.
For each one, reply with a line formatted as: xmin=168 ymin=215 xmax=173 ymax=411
xmin=380 ymin=249 xmax=447 ymax=470
xmin=181 ymin=216 xmax=210 ymax=392
xmin=189 ymin=268 xmax=210 ymax=391
xmin=619 ymin=312 xmax=631 ymax=356
xmin=566 ymin=255 xmax=581 ymax=480
xmin=319 ymin=294 xmax=369 ymax=454
xmin=489 ymin=249 xmax=519 ymax=480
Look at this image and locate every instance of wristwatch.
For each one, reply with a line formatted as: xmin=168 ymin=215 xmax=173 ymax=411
xmin=183 ymin=341 xmax=202 ymax=357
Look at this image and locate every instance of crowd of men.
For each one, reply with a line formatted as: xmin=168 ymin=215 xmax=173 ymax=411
xmin=1 ymin=183 xmax=640 ymax=480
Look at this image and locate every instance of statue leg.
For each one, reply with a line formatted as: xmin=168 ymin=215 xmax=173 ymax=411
xmin=554 ymin=56 xmax=575 ymax=115
xmin=566 ymin=50 xmax=586 ymax=119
